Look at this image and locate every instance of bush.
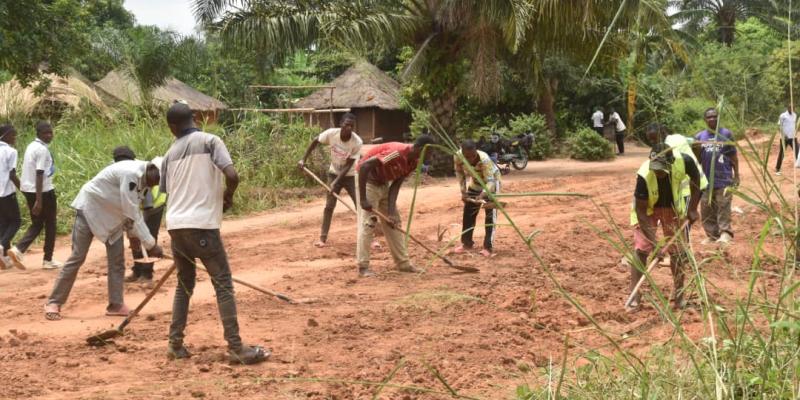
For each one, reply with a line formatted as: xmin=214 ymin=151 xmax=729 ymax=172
xmin=568 ymin=127 xmax=615 ymax=161
xmin=506 ymin=113 xmax=552 ymax=160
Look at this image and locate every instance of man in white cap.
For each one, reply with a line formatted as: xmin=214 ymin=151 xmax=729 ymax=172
xmin=43 ymin=158 xmax=163 ymax=321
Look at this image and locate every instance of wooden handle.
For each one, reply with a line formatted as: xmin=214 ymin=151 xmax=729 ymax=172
xmin=118 ymin=262 xmax=177 ymax=331
xmin=302 ymin=167 xmax=357 ymax=214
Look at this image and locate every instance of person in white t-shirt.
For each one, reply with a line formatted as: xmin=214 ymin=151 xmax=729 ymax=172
xmin=0 ymin=124 xmax=22 ymax=270
xmin=591 ymin=107 xmax=604 ymax=136
xmin=776 ymin=105 xmax=797 ymax=175
xmin=8 ymin=121 xmax=63 ymax=270
xmin=609 ymin=109 xmax=627 ymax=155
xmin=298 ymin=113 xmax=363 ymax=247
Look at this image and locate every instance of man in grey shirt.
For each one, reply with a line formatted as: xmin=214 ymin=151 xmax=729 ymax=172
xmin=160 ymin=102 xmax=268 ymax=365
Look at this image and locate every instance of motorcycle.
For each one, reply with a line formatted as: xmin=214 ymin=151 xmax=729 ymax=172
xmin=480 ymin=132 xmax=534 ymax=174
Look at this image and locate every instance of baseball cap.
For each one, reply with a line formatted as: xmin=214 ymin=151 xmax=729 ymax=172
xmin=649 ymin=143 xmax=674 ymax=172
xmin=112 ymin=146 xmax=136 ymax=161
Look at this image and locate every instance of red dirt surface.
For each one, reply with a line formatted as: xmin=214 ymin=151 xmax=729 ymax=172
xmin=0 ymin=143 xmax=793 ymax=399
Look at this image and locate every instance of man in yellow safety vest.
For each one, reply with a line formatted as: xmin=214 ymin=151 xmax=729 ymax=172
xmin=629 ymin=142 xmax=704 ymax=309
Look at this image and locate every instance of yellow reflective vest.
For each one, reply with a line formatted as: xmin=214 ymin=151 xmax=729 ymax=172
xmin=664 ymin=134 xmax=708 ymax=198
xmin=630 ymin=156 xmax=687 ymax=226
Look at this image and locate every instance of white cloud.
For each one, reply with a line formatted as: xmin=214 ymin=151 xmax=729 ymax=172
xmin=124 ymin=0 xmax=199 ymax=37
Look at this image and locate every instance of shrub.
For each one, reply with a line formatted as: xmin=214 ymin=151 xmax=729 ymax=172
xmin=568 ymin=127 xmax=615 ymax=161
xmin=507 ymin=113 xmax=551 ymax=160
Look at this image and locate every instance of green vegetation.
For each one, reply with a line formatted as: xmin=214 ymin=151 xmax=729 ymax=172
xmin=8 ymin=112 xmax=318 ymax=234
xmin=568 ymin=128 xmax=616 ymax=161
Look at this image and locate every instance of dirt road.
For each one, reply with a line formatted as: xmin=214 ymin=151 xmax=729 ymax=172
xmin=0 ymin=143 xmax=792 ymax=399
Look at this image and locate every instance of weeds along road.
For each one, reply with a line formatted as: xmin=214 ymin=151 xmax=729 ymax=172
xmin=0 ymin=142 xmax=792 ymax=399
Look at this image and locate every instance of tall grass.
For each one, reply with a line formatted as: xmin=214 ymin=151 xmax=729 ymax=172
xmin=5 ymin=109 xmax=321 ymax=235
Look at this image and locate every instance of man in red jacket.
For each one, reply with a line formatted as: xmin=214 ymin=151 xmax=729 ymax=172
xmin=355 ymin=136 xmax=436 ymax=277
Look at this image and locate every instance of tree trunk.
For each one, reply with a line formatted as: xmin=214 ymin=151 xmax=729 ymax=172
xmin=537 ymin=77 xmax=558 ymax=136
xmin=426 ymin=90 xmax=459 ymax=176
xmin=627 ymin=74 xmax=637 ymax=140
xmin=718 ymin=8 xmax=736 ymax=46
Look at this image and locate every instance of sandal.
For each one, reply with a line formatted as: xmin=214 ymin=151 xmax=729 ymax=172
xmin=44 ymin=304 xmax=61 ymax=321
xmin=313 ymin=240 xmax=328 ymax=248
xmin=105 ymin=304 xmax=130 ymax=317
xmin=479 ymin=249 xmax=495 ymax=258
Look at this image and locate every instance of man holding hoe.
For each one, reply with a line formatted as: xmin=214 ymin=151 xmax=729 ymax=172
xmin=629 ymin=142 xmax=703 ymax=309
xmin=355 ymin=136 xmax=435 ymax=277
xmin=453 ymin=139 xmax=501 ymax=257
xmin=43 ymin=158 xmax=164 ymax=320
xmin=160 ymin=102 xmax=268 ymax=365
xmin=298 ymin=113 xmax=362 ymax=247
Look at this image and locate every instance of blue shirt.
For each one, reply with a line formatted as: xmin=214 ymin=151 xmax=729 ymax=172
xmin=695 ymin=128 xmax=736 ymax=189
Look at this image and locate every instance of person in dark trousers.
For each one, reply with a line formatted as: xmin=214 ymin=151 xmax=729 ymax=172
xmin=609 ymin=109 xmax=627 ymax=155
xmin=0 ymin=124 xmax=22 ymax=270
xmin=776 ymin=105 xmax=797 ymax=175
xmin=298 ymin=113 xmax=363 ymax=247
xmin=453 ymin=139 xmax=502 ymax=257
xmin=111 ymin=146 xmax=166 ymax=285
xmin=160 ymin=102 xmax=268 ymax=365
xmin=8 ymin=121 xmax=62 ymax=270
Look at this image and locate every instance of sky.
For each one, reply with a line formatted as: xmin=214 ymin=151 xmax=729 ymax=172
xmin=124 ymin=0 xmax=199 ymax=37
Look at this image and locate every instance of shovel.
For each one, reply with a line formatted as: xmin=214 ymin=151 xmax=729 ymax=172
xmin=302 ymin=166 xmax=479 ymax=273
xmin=86 ymin=261 xmax=177 ymax=346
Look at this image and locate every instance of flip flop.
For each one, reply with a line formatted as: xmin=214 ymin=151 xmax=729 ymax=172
xmin=44 ymin=304 xmax=61 ymax=321
xmin=105 ymin=304 xmax=130 ymax=317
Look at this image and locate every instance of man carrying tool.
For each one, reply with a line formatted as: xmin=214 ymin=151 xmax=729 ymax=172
xmin=629 ymin=142 xmax=702 ymax=309
xmin=453 ymin=139 xmax=501 ymax=257
xmin=694 ymin=108 xmax=739 ymax=245
xmin=298 ymin=113 xmax=362 ymax=247
xmin=43 ymin=158 xmax=164 ymax=321
xmin=112 ymin=146 xmax=167 ymax=286
xmin=355 ymin=135 xmax=436 ymax=277
xmin=160 ymin=102 xmax=268 ymax=365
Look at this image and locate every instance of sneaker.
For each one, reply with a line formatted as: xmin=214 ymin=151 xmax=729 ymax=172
xmin=42 ymin=260 xmax=63 ymax=270
xmin=358 ymin=267 xmax=376 ymax=277
xmin=166 ymin=343 xmax=192 ymax=360
xmin=7 ymin=246 xmax=26 ymax=270
xmin=716 ymin=232 xmax=733 ymax=245
xmin=228 ymin=345 xmax=270 ymax=365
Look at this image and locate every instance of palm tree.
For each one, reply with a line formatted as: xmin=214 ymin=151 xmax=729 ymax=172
xmin=670 ymin=0 xmax=795 ymax=46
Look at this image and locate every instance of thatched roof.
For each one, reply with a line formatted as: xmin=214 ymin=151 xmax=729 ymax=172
xmin=295 ymin=62 xmax=402 ymax=110
xmin=95 ymin=70 xmax=227 ymax=112
xmin=0 ymin=73 xmax=109 ymax=117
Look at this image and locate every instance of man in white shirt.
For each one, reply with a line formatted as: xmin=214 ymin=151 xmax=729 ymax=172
xmin=298 ymin=113 xmax=362 ymax=247
xmin=43 ymin=159 xmax=164 ymax=321
xmin=160 ymin=102 xmax=268 ymax=365
xmin=591 ymin=107 xmax=604 ymax=136
xmin=8 ymin=121 xmax=63 ymax=270
xmin=0 ymin=124 xmax=22 ymax=270
xmin=776 ymin=105 xmax=797 ymax=175
xmin=609 ymin=109 xmax=627 ymax=155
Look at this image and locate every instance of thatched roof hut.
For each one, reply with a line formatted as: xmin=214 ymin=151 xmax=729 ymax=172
xmin=0 ymin=73 xmax=109 ymax=118
xmin=95 ymin=70 xmax=227 ymax=122
xmin=295 ymin=62 xmax=411 ymax=142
